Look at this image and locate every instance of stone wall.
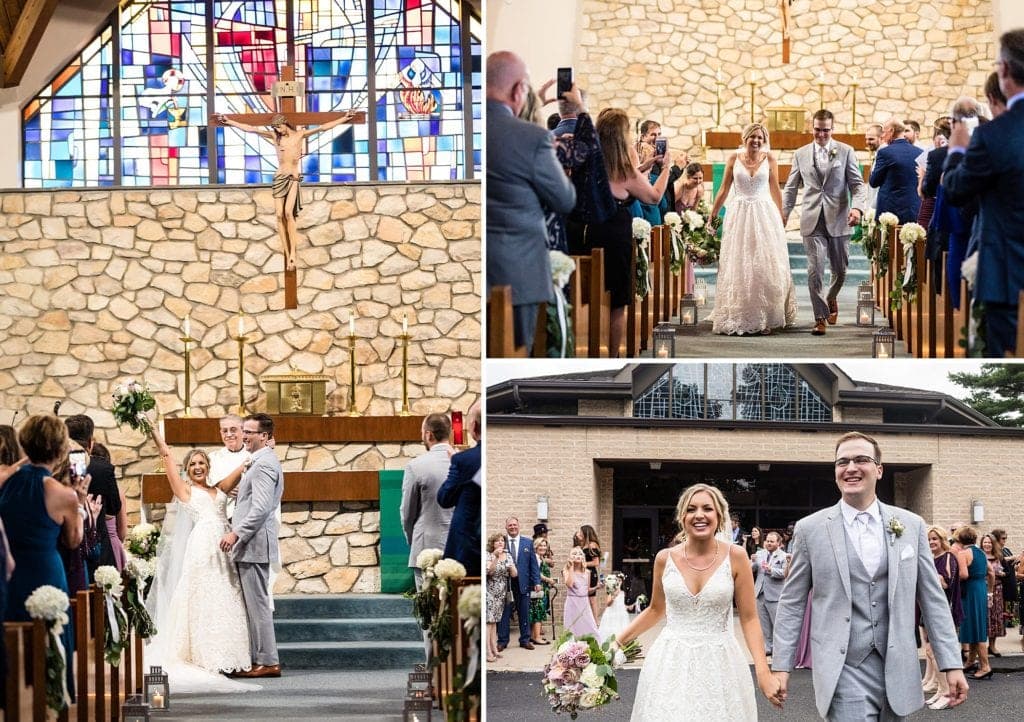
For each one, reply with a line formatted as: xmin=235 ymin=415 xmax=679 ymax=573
xmin=0 ymin=180 xmax=480 ymax=593
xmin=576 ymin=0 xmax=994 ymax=156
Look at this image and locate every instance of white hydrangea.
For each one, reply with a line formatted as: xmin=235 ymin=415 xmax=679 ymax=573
xmin=877 ymin=211 xmax=899 ymax=228
xmin=681 ymin=209 xmax=704 ymax=231
xmin=662 ymin=211 xmax=681 ymax=227
xmin=434 ymin=558 xmax=467 ymax=582
xmin=961 ymin=252 xmax=978 ymax=289
xmin=94 ymin=565 xmax=124 ymax=596
xmin=579 ymin=662 xmax=603 ymax=689
xmin=549 ymin=250 xmax=576 ymax=288
xmin=129 ymin=522 xmax=157 ymax=542
xmin=898 ymin=222 xmax=926 ymax=247
xmin=457 ymin=584 xmax=481 ymax=619
xmin=24 ymin=585 xmax=70 ymax=625
xmin=863 ymin=208 xmax=876 ymax=224
xmin=415 ymin=548 xmax=444 ymax=570
xmin=579 ymin=688 xmax=604 ymax=708
xmin=125 ymin=555 xmax=156 ymax=581
xmin=632 ymin=217 xmax=652 ymax=241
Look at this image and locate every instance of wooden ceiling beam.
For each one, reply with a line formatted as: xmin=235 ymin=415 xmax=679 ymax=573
xmin=2 ymin=0 xmax=58 ymax=88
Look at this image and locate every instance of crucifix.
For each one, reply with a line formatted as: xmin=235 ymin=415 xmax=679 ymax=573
xmin=780 ymin=0 xmax=793 ymax=64
xmin=213 ymin=65 xmax=366 ymax=309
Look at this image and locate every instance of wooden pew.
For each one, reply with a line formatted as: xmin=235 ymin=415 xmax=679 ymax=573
xmin=626 ymin=240 xmax=640 ymax=358
xmin=574 ymin=249 xmax=610 ymax=357
xmin=486 ymin=286 xmax=527 ymax=358
xmin=431 ymin=578 xmax=481 ymax=722
xmin=4 ymin=619 xmax=47 ymax=722
xmin=531 ymin=303 xmax=548 ymax=358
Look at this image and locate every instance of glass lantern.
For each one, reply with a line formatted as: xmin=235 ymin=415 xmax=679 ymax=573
xmin=122 ymin=695 xmax=151 ymax=722
xmin=872 ymin=328 xmax=896 ymax=358
xmin=856 ymin=298 xmax=875 ymax=326
xmin=407 ymin=670 xmax=432 ymax=699
xmin=678 ymin=294 xmax=699 ymax=326
xmin=403 ymin=696 xmax=433 ymax=722
xmin=693 ymin=278 xmax=708 ymax=306
xmin=143 ymin=665 xmax=169 ymax=711
xmin=858 ymin=280 xmax=873 ymax=303
xmin=652 ymin=324 xmax=676 ymax=358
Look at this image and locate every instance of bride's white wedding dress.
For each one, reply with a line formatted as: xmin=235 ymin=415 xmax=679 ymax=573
xmin=711 ymin=154 xmax=797 ymax=335
xmin=630 ymin=550 xmax=757 ymax=721
xmin=146 ymin=488 xmax=256 ymax=693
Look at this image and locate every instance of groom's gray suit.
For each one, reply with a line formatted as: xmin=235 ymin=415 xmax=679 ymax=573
xmin=772 ymin=501 xmax=961 ymax=719
xmin=232 ymin=445 xmax=284 ymax=666
xmin=782 ymin=140 xmax=866 ymax=323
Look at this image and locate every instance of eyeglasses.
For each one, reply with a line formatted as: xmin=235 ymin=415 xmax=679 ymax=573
xmin=812 ymin=127 xmax=833 ymax=134
xmin=241 ymin=429 xmax=267 ymax=436
xmin=835 ymin=455 xmax=878 ymax=468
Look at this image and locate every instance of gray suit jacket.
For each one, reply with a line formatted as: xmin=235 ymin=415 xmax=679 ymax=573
xmin=231 ymin=446 xmax=284 ymax=564
xmin=782 ymin=141 xmax=866 ymax=238
xmin=772 ymin=501 xmax=961 ymax=718
xmin=752 ymin=548 xmax=787 ymax=602
xmin=400 ymin=443 xmax=453 ymax=567
xmin=486 ymin=99 xmax=575 ymax=306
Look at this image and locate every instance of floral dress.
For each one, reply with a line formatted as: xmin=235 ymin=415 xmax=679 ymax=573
xmin=486 ymin=552 xmax=513 ymax=624
xmin=530 ymin=557 xmax=551 ymax=623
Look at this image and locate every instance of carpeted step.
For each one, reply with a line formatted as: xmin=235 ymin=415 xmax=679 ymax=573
xmin=277 ymin=641 xmax=425 ymax=670
xmin=273 ymin=594 xmax=412 ymax=619
xmin=275 ymin=617 xmax=422 ymax=643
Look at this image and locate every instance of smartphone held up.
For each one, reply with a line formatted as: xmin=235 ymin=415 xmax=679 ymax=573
xmin=556 ymin=67 xmax=573 ymax=99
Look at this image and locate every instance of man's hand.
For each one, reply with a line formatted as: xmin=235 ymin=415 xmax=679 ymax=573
xmin=948 ymin=118 xmax=971 ymax=150
xmin=847 ymin=208 xmax=862 ymax=227
xmin=781 ymin=211 xmax=790 ymax=226
xmin=215 ymin=113 xmax=229 ymax=126
xmin=219 ymin=531 xmax=239 ymax=552
xmin=533 ymin=584 xmax=541 ymax=592
xmin=944 ymin=670 xmax=969 ymax=707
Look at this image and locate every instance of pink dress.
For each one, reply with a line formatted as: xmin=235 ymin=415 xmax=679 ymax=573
xmin=563 ymin=573 xmax=600 ymax=639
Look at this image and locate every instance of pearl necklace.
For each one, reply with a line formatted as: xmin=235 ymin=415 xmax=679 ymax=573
xmin=682 ymin=540 xmax=719 ymax=572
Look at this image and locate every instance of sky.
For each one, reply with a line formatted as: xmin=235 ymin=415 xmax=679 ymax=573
xmin=484 ymin=359 xmax=993 ymax=400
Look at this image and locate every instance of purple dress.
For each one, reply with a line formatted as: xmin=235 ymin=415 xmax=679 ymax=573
xmin=794 ymin=590 xmax=813 ymax=669
xmin=563 ymin=573 xmax=600 ymax=639
xmin=935 ymin=551 xmax=963 ymax=627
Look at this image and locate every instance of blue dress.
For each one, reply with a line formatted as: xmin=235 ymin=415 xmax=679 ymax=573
xmin=958 ymin=545 xmax=988 ymax=644
xmin=0 ymin=464 xmax=75 ymax=698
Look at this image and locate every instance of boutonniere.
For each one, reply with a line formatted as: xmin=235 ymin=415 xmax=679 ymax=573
xmin=887 ymin=517 xmax=905 ymax=543
xmin=828 ymin=146 xmax=837 ymax=163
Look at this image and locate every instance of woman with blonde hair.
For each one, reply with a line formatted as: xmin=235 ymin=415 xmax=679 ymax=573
xmin=922 ymin=525 xmax=962 ymax=709
xmin=708 ymin=122 xmax=797 ymax=335
xmin=615 ymin=483 xmax=782 ymax=719
xmin=562 ymin=546 xmax=600 ymax=638
xmin=585 ymin=107 xmax=674 ymax=357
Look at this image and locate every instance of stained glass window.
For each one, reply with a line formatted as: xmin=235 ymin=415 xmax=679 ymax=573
xmin=633 ymin=364 xmax=832 ymax=423
xmin=22 ymin=0 xmax=480 ymax=187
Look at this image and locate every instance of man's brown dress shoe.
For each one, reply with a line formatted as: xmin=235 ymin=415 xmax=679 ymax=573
xmin=497 ymin=643 xmax=507 ymax=652
xmin=827 ymin=299 xmax=838 ymax=325
xmin=520 ymin=642 xmax=535 ymax=650
xmin=812 ymin=319 xmax=827 ymax=335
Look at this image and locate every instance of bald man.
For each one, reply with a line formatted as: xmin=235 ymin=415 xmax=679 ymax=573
xmin=486 ymin=51 xmax=575 ymax=352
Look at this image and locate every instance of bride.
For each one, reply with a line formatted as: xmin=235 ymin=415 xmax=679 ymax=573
xmin=708 ymin=123 xmax=797 ymax=335
xmin=145 ymin=426 xmax=254 ymax=690
xmin=614 ymin=484 xmax=783 ymax=721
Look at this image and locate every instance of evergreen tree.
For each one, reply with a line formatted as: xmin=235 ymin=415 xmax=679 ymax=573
xmin=948 ymin=364 xmax=1024 ymax=428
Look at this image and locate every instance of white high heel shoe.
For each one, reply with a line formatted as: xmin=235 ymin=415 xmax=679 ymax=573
xmin=924 ymin=692 xmax=941 ymax=706
xmin=929 ymin=696 xmax=951 ymax=711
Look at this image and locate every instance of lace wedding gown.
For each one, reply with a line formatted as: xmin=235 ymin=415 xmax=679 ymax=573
xmin=630 ymin=550 xmax=757 ymax=721
xmin=146 ymin=488 xmax=255 ymax=692
xmin=711 ymin=155 xmax=797 ymax=335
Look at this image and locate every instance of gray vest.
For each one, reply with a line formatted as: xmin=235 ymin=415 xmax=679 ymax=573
xmin=844 ymin=529 xmax=890 ymax=667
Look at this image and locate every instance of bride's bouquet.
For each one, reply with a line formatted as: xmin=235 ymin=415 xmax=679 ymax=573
xmin=603 ymin=572 xmax=624 ymax=595
xmin=683 ymin=200 xmax=720 ymax=265
xmin=543 ymin=633 xmax=620 ymax=718
xmin=111 ymin=379 xmax=156 ymax=433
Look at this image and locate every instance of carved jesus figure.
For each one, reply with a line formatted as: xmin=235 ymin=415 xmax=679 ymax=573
xmin=215 ymin=111 xmax=357 ymax=271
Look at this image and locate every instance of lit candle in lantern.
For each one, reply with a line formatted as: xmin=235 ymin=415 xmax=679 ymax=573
xmin=656 ymin=346 xmax=669 ymax=358
xmin=877 ymin=346 xmax=889 ymax=358
xmin=859 ymin=308 xmax=871 ymax=324
xmin=682 ymin=308 xmax=694 ymax=324
xmin=184 ymin=313 xmax=191 ymax=338
xmin=151 ymin=692 xmax=164 ymax=709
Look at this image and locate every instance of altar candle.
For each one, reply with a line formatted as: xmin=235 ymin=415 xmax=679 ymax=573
xmin=183 ymin=313 xmax=191 ymax=338
xmin=237 ymin=312 xmax=244 ymax=337
xmin=350 ymin=315 xmax=355 ymax=335
xmin=716 ymin=68 xmax=722 ymax=84
xmin=158 ymin=418 xmax=165 ymax=438
xmin=403 ymin=313 xmax=408 ymax=334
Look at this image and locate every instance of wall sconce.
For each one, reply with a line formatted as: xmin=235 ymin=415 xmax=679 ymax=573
xmin=537 ymin=496 xmax=549 ymax=521
xmin=872 ymin=328 xmax=896 ymax=358
xmin=857 ymin=298 xmax=875 ymax=326
xmin=652 ymin=324 xmax=676 ymax=358
xmin=971 ymin=499 xmax=984 ymax=524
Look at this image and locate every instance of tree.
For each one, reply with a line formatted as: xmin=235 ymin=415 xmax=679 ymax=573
xmin=948 ymin=364 xmax=1024 ymax=428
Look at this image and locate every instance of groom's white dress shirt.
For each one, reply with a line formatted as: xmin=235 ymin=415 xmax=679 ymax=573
xmin=840 ymin=498 xmax=884 ymax=576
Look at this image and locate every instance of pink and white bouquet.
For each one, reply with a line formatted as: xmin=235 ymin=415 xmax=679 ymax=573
xmin=542 ymin=632 xmax=620 ymax=718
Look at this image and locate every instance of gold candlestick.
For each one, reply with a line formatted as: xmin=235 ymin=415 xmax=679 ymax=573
xmin=179 ymin=335 xmax=195 ymax=417
xmin=399 ymin=331 xmax=411 ymax=416
xmin=850 ymin=81 xmax=859 ymax=130
xmin=231 ymin=333 xmax=249 ymax=415
xmin=347 ymin=331 xmax=360 ymax=417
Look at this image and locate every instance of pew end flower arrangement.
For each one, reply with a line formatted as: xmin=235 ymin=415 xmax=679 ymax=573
xmin=662 ymin=212 xmax=685 ymax=274
xmin=547 ymin=250 xmax=576 ymax=358
xmin=25 ymin=585 xmax=72 ymax=712
xmin=446 ymin=584 xmax=482 ymax=722
xmin=94 ymin=565 xmax=129 ymax=665
xmin=632 ymin=218 xmax=653 ymax=298
xmin=407 ymin=549 xmax=468 ymax=668
xmin=873 ymin=212 xmax=899 ymax=278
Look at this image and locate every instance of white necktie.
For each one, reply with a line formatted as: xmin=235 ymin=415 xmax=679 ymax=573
xmin=856 ymin=512 xmax=880 ymax=576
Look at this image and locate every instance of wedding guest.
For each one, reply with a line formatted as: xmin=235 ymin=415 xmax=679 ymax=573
xmin=0 ymin=515 xmax=11 ymax=713
xmin=0 ymin=426 xmax=22 ymax=469
xmin=54 ymin=440 xmax=102 ymax=595
xmin=0 ymin=415 xmax=84 ymax=700
xmin=870 ymin=117 xmax=921 ymax=223
xmin=90 ymin=443 xmax=128 ymax=543
xmin=207 ymin=415 xmax=250 ymax=512
xmin=485 ymin=533 xmax=515 ymax=663
xmin=65 ymin=414 xmax=124 ymax=571
xmin=982 ymin=533 xmax=1007 ymax=657
xmin=942 ymin=29 xmax=1024 ymax=356
xmin=744 ymin=525 xmax=763 ymax=558
xmin=991 ymin=529 xmax=1018 ymax=632
xmin=562 ymin=546 xmax=600 ymax=639
xmin=916 ymin=117 xmax=950 ymax=230
xmin=577 ymin=525 xmax=603 ymax=620
xmin=922 ymin=525 xmax=961 ymax=709
xmin=592 ymin=107 xmax=673 ymax=357
xmin=985 ymin=70 xmax=1008 ymax=117
xmin=956 ymin=525 xmax=992 ymax=679
xmin=530 ymin=536 xmax=555 ymax=645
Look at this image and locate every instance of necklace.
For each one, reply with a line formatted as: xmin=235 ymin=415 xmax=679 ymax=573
xmin=682 ymin=540 xmax=719 ymax=572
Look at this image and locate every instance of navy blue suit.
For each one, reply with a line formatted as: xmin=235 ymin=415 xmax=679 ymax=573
xmin=943 ymin=101 xmax=1024 ymax=355
xmin=869 ymin=138 xmax=922 ymax=223
xmin=497 ymin=534 xmax=541 ymax=647
xmin=437 ymin=444 xmax=481 ymax=577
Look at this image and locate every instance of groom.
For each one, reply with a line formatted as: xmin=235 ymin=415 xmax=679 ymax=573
xmin=782 ymin=109 xmax=866 ymax=336
xmin=220 ymin=412 xmax=284 ymax=678
xmin=771 ymin=432 xmax=967 ymax=719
